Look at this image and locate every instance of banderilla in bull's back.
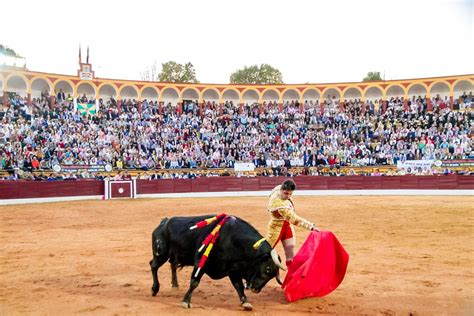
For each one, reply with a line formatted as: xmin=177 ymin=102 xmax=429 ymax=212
xmin=149 ymin=214 xmax=286 ymax=310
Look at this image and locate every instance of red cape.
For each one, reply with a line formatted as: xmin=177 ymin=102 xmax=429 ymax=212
xmin=282 ymin=231 xmax=349 ymax=302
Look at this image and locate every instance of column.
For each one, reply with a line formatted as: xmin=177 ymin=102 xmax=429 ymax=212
xmin=449 ymin=95 xmax=454 ymax=109
xmin=50 ymin=95 xmax=55 ymax=109
xmin=28 ymin=93 xmax=32 ymax=106
xmin=117 ymin=99 xmax=121 ymax=114
xmin=319 ymin=98 xmax=324 ymax=115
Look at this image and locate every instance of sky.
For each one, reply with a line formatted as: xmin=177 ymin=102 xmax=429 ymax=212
xmin=2 ymin=0 xmax=473 ymax=84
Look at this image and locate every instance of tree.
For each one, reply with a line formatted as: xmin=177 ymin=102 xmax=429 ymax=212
xmin=157 ymin=61 xmax=199 ymax=83
xmin=0 ymin=44 xmax=21 ymax=57
xmin=363 ymin=71 xmax=382 ymax=82
xmin=140 ymin=61 xmax=158 ymax=82
xmin=230 ymin=64 xmax=284 ymax=84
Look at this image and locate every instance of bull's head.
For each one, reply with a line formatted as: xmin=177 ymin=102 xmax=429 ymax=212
xmin=245 ymin=249 xmax=285 ymax=293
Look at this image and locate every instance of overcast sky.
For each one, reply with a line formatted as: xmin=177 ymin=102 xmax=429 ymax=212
xmin=2 ymin=0 xmax=473 ymax=84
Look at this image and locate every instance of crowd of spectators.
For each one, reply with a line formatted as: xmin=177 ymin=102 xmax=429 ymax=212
xmin=0 ymin=90 xmax=472 ymax=180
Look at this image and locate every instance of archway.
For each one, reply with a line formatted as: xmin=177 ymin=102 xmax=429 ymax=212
xmin=202 ymin=88 xmax=220 ymax=114
xmin=31 ymin=77 xmax=51 ymax=99
xmin=242 ymin=89 xmax=260 ymax=114
xmin=54 ymin=80 xmax=74 ymax=99
xmin=141 ymin=86 xmax=159 ymax=101
xmin=99 ymin=84 xmax=118 ymax=100
xmin=222 ymin=89 xmax=240 ymax=113
xmin=182 ymin=88 xmax=200 ymax=114
xmin=429 ymin=82 xmax=450 ymax=104
xmin=77 ymin=82 xmax=97 ymax=101
xmin=407 ymin=83 xmax=427 ymax=99
xmin=364 ymin=86 xmax=384 ymax=113
xmin=322 ymin=88 xmax=341 ymax=113
xmin=262 ymin=89 xmax=279 ymax=112
xmin=301 ymin=88 xmax=320 ymax=112
xmin=161 ymin=87 xmax=179 ymax=114
xmin=6 ymin=75 xmax=28 ymax=96
xmin=386 ymin=85 xmax=405 ymax=99
xmin=453 ymin=80 xmax=473 ymax=98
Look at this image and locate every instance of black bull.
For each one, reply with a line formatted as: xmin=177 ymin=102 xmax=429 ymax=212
xmin=150 ymin=215 xmax=286 ymax=310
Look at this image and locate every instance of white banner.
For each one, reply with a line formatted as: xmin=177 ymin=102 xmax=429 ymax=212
xmin=397 ymin=160 xmax=434 ymax=173
xmin=234 ymin=162 xmax=255 ymax=172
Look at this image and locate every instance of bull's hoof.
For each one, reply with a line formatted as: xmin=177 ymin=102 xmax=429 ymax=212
xmin=151 ymin=286 xmax=159 ymax=296
xmin=171 ymin=285 xmax=179 ymax=290
xmin=182 ymin=301 xmax=192 ymax=308
xmin=241 ymin=302 xmax=253 ymax=311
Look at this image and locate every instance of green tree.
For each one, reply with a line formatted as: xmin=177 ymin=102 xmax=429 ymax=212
xmin=363 ymin=71 xmax=382 ymax=82
xmin=157 ymin=61 xmax=199 ymax=83
xmin=230 ymin=64 xmax=284 ymax=84
xmin=0 ymin=44 xmax=21 ymax=57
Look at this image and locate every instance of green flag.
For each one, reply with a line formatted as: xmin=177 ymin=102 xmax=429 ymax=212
xmin=77 ymin=102 xmax=96 ymax=116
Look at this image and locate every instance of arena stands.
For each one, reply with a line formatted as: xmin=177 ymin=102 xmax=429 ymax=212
xmin=1 ymin=86 xmax=472 ymax=180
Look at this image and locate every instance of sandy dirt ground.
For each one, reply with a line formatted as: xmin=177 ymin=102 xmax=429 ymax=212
xmin=1 ymin=196 xmax=473 ymax=315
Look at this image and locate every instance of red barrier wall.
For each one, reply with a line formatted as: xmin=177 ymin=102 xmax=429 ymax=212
xmin=0 ymin=176 xmax=472 ymax=200
xmin=137 ymin=175 xmax=474 ymax=194
xmin=0 ymin=180 xmax=104 ymax=200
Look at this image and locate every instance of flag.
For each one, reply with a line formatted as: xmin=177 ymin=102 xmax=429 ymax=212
xmin=77 ymin=102 xmax=97 ymax=116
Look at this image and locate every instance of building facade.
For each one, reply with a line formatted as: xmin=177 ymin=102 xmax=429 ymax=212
xmin=1 ymin=64 xmax=472 ymax=114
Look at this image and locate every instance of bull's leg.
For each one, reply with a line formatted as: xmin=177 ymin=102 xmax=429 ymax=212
xmin=150 ymin=255 xmax=168 ymax=296
xmin=171 ymin=263 xmax=179 ymax=289
xmin=182 ymin=267 xmax=204 ymax=308
xmin=229 ymin=272 xmax=253 ymax=311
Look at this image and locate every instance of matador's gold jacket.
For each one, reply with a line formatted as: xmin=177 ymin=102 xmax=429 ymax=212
xmin=265 ymin=185 xmax=314 ymax=247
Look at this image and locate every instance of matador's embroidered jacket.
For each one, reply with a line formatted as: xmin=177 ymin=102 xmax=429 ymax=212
xmin=265 ymin=185 xmax=314 ymax=247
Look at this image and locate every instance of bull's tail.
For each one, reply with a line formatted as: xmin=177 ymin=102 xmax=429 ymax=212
xmin=150 ymin=217 xmax=171 ymax=296
xmin=152 ymin=217 xmax=170 ymax=257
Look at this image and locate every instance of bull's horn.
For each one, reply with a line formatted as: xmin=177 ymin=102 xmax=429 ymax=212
xmin=275 ymin=271 xmax=283 ymax=285
xmin=270 ymin=249 xmax=287 ymax=271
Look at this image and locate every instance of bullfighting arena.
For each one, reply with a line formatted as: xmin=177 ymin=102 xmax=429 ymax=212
xmin=1 ymin=195 xmax=473 ymax=315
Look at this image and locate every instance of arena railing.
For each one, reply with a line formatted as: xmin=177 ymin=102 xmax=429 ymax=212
xmin=1 ymin=164 xmax=473 ymax=180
